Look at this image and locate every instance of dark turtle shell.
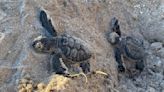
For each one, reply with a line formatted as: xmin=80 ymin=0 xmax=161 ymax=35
xmin=123 ymin=36 xmax=145 ymax=60
xmin=55 ymin=34 xmax=92 ymax=62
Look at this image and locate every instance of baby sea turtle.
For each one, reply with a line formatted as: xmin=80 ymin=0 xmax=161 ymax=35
xmin=32 ymin=10 xmax=92 ymax=76
xmin=106 ymin=17 xmax=145 ymax=72
xmin=32 ymin=10 xmax=108 ymax=82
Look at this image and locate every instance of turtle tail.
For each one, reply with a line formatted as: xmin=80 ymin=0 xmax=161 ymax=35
xmin=40 ymin=10 xmax=57 ymax=37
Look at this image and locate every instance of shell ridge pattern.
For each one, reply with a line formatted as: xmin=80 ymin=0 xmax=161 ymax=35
xmin=124 ymin=36 xmax=145 ymax=60
xmin=55 ymin=34 xmax=91 ymax=62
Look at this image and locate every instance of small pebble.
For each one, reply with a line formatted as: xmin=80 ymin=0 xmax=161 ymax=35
xmin=150 ymin=42 xmax=162 ymax=51
xmin=20 ymin=79 xmax=28 ymax=84
xmin=37 ymin=83 xmax=46 ymax=90
xmin=18 ymin=88 xmax=26 ymax=92
xmin=26 ymin=84 xmax=33 ymax=89
xmin=17 ymin=85 xmax=24 ymax=90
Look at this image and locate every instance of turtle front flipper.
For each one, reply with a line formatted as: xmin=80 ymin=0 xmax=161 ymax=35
xmin=114 ymin=47 xmax=125 ymax=72
xmin=40 ymin=10 xmax=57 ymax=37
xmin=110 ymin=17 xmax=121 ymax=36
xmin=80 ymin=61 xmax=90 ymax=74
xmin=50 ymin=54 xmax=69 ymax=75
xmin=51 ymin=49 xmax=89 ymax=83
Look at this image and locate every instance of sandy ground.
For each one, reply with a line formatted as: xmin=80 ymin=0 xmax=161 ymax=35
xmin=0 ymin=0 xmax=163 ymax=92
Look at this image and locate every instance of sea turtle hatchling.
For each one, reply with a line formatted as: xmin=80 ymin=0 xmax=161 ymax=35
xmin=33 ymin=34 xmax=92 ymax=74
xmin=106 ymin=17 xmax=146 ymax=72
xmin=32 ymin=10 xmax=107 ymax=81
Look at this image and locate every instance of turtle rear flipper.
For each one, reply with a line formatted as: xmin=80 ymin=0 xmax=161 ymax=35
xmin=40 ymin=10 xmax=57 ymax=37
xmin=124 ymin=36 xmax=145 ymax=60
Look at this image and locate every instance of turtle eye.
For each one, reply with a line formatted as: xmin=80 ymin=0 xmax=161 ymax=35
xmin=35 ymin=42 xmax=43 ymax=50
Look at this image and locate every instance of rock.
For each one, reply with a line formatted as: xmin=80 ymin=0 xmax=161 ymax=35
xmin=37 ymin=83 xmax=46 ymax=90
xmin=137 ymin=88 xmax=145 ymax=92
xmin=0 ymin=32 xmax=5 ymax=42
xmin=150 ymin=42 xmax=163 ymax=51
xmin=160 ymin=81 xmax=164 ymax=90
xmin=150 ymin=42 xmax=164 ymax=58
xmin=156 ymin=48 xmax=164 ymax=58
xmin=146 ymin=56 xmax=163 ymax=73
xmin=146 ymin=86 xmax=156 ymax=92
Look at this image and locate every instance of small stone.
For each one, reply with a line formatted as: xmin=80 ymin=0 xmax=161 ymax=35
xmin=26 ymin=89 xmax=33 ymax=92
xmin=20 ymin=79 xmax=28 ymax=84
xmin=146 ymin=86 xmax=156 ymax=92
xmin=22 ymin=83 xmax=27 ymax=88
xmin=160 ymin=81 xmax=164 ymax=89
xmin=18 ymin=88 xmax=26 ymax=92
xmin=157 ymin=48 xmax=164 ymax=58
xmin=0 ymin=32 xmax=5 ymax=42
xmin=118 ymin=85 xmax=128 ymax=92
xmin=28 ymin=80 xmax=34 ymax=84
xmin=17 ymin=85 xmax=24 ymax=90
xmin=26 ymin=84 xmax=33 ymax=89
xmin=24 ymin=74 xmax=31 ymax=80
xmin=0 ymin=10 xmax=6 ymax=21
xmin=137 ymin=88 xmax=145 ymax=92
xmin=146 ymin=56 xmax=163 ymax=73
xmin=150 ymin=42 xmax=162 ymax=51
xmin=37 ymin=83 xmax=46 ymax=90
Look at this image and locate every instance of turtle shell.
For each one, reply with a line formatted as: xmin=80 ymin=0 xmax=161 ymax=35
xmin=123 ymin=36 xmax=145 ymax=60
xmin=55 ymin=34 xmax=92 ymax=62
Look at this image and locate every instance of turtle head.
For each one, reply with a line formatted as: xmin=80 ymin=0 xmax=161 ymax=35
xmin=107 ymin=32 xmax=120 ymax=45
xmin=32 ymin=36 xmax=56 ymax=54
